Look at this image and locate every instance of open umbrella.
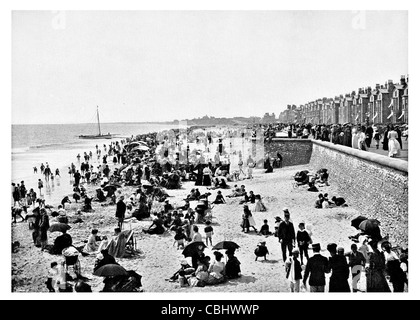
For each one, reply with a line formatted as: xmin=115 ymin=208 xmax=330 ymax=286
xmin=212 ymin=241 xmax=240 ymax=251
xmin=103 ymin=184 xmax=121 ymax=192
xmin=351 ymin=215 xmax=368 ymax=229
xmin=93 ymin=264 xmax=128 ymax=277
xmin=182 ymin=241 xmax=207 ymax=258
xmin=359 ymin=219 xmax=380 ymax=232
xmin=49 ymin=223 xmax=71 ymax=233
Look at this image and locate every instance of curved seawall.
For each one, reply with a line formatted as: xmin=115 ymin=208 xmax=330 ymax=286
xmin=262 ymin=138 xmax=408 ymax=247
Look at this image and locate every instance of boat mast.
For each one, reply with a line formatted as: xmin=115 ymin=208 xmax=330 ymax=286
xmin=97 ymin=106 xmax=101 ymax=136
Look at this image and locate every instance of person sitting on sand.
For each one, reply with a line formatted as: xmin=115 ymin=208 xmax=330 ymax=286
xmin=194 ymin=256 xmax=211 ymax=286
xmin=212 ymin=191 xmax=226 ymax=204
xmin=322 ymin=193 xmax=333 ymax=209
xmin=226 ymin=185 xmax=245 ymax=198
xmin=83 ymin=195 xmax=93 ymax=212
xmin=307 ymin=181 xmax=319 ymax=192
xmin=314 ymin=193 xmax=324 ymax=209
xmin=83 ymin=229 xmax=100 ymax=254
xmin=206 ymin=251 xmax=226 ymax=285
xmin=331 ymin=196 xmax=347 ymax=207
xmin=107 ymin=228 xmax=132 ymax=258
xmin=96 ymin=189 xmax=106 ymax=202
xmin=57 ymin=205 xmax=68 ymax=224
xmin=211 ymin=176 xmax=228 ymax=189
xmin=258 ymin=219 xmax=272 ymax=236
xmin=225 ymin=249 xmax=241 ymax=279
xmin=93 ymin=249 xmax=119 ymax=273
xmin=168 ymin=211 xmax=183 ymax=231
xmin=254 ymin=241 xmax=269 ymax=261
xmin=143 ymin=213 xmax=166 ymax=235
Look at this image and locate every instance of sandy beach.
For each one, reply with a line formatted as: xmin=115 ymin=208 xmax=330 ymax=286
xmin=12 ymin=160 xmax=371 ymax=293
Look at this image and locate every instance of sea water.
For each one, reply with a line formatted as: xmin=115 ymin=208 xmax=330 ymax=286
xmin=11 ymin=122 xmax=179 ymax=205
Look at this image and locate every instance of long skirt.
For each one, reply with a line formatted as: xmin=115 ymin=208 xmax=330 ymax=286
xmin=366 ymin=269 xmax=391 ymax=292
xmin=254 ymin=201 xmax=267 ymax=212
xmin=202 ymin=175 xmax=212 ymax=186
xmin=388 ymin=139 xmax=401 ymax=157
xmin=248 ymin=216 xmax=256 ymax=227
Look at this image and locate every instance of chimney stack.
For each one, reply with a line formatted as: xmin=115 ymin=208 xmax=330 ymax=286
xmin=376 ymin=84 xmax=380 ymax=90
xmin=400 ymin=75 xmax=406 ymax=86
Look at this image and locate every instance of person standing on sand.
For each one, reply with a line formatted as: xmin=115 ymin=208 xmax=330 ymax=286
xmin=39 ymin=208 xmax=50 ymax=251
xmin=345 ymin=243 xmax=366 ymax=292
xmin=44 ymin=164 xmax=51 ymax=181
xmin=115 ymin=196 xmax=126 ymax=230
xmin=327 ymin=244 xmax=351 ymax=292
xmin=38 ymin=179 xmax=44 ymax=196
xmin=33 ymin=166 xmax=38 ymax=174
xmin=303 ymin=243 xmax=330 ymax=292
xmin=285 ymin=248 xmax=303 ymax=292
xmin=277 ymin=208 xmax=296 ymax=262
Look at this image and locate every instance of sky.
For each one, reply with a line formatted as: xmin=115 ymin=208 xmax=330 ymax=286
xmin=12 ymin=10 xmax=408 ymax=124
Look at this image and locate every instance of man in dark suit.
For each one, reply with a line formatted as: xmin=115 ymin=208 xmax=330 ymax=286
xmin=365 ymin=125 xmax=374 ymax=148
xmin=303 ymin=243 xmax=330 ymax=292
xmin=277 ymin=208 xmax=296 ymax=262
xmin=115 ymin=196 xmax=126 ymax=230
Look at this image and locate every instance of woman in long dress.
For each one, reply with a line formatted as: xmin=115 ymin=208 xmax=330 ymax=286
xmin=351 ymin=127 xmax=360 ymax=149
xmin=254 ymin=194 xmax=267 ymax=212
xmin=202 ymin=165 xmax=212 ymax=186
xmin=366 ymin=241 xmax=391 ymax=292
xmin=358 ymin=126 xmax=367 ymax=151
xmin=382 ymin=125 xmax=390 ymax=151
xmin=387 ymin=125 xmax=401 ymax=158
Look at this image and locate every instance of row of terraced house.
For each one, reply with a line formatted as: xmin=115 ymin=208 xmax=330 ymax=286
xmin=279 ymin=75 xmax=409 ymax=125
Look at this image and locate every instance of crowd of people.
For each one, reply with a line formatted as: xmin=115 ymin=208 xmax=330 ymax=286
xmin=255 ymin=121 xmax=406 ymax=158
xmin=11 ymin=124 xmax=408 ymax=293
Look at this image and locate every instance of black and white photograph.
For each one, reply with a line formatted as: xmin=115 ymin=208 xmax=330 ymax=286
xmin=4 ymin=1 xmax=418 ymax=302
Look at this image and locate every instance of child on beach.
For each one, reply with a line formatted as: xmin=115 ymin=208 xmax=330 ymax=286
xmin=212 ymin=191 xmax=226 ymax=204
xmin=173 ymin=227 xmax=187 ymax=249
xmin=177 ymin=270 xmax=189 ymax=287
xmin=45 ymin=262 xmax=58 ymax=292
xmin=204 ymin=220 xmax=214 ymax=246
xmin=258 ymin=219 xmax=272 ymax=236
xmin=254 ymin=241 xmax=269 ymax=261
xmin=296 ymin=222 xmax=312 ymax=265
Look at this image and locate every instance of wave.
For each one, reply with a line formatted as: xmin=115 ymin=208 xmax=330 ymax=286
xmin=29 ymin=142 xmax=69 ymax=150
xmin=12 ymin=147 xmax=30 ymax=154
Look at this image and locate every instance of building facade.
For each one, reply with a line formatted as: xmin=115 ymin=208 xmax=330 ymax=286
xmin=283 ymin=75 xmax=408 ymax=125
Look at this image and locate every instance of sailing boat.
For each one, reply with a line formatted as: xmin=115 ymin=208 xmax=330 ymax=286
xmin=79 ymin=106 xmax=113 ymax=139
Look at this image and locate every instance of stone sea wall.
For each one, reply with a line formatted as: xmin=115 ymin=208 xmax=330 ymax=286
xmin=258 ymin=138 xmax=313 ymax=168
xmin=262 ymin=138 xmax=408 ymax=247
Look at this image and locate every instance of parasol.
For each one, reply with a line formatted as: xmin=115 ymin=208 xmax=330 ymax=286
xmin=182 ymin=241 xmax=206 ymax=258
xmin=48 ymin=223 xmax=71 ymax=233
xmin=212 ymin=241 xmax=240 ymax=251
xmin=358 ymin=219 xmax=380 ymax=232
xmin=93 ymin=264 xmax=128 ymax=277
xmin=103 ymin=184 xmax=121 ymax=192
xmin=351 ymin=215 xmax=368 ymax=229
